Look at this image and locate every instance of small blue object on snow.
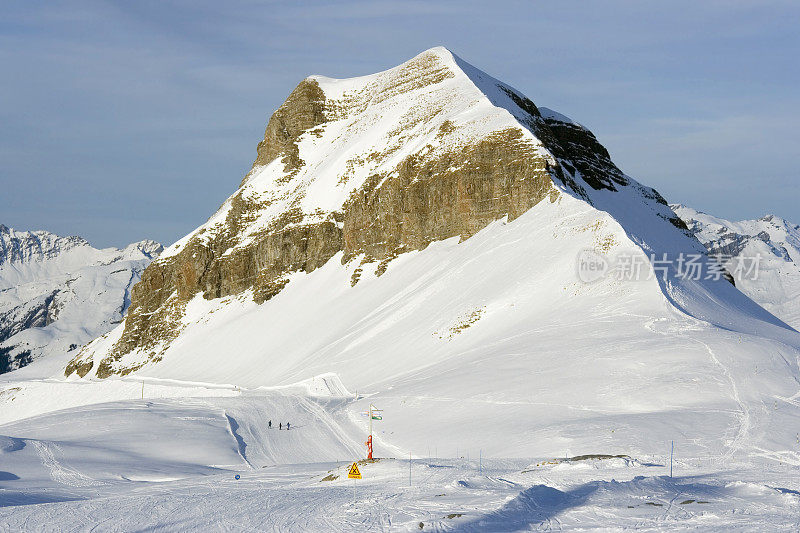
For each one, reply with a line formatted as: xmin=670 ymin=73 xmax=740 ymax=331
xmin=235 ymin=474 xmax=241 ymax=480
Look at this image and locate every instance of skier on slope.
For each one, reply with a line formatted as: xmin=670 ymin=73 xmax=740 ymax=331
xmin=287 ymin=422 xmax=290 ymax=430
xmin=268 ymin=420 xmax=272 ymax=429
xmin=279 ymin=422 xmax=282 ymax=430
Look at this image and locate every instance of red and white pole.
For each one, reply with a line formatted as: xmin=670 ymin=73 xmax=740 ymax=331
xmin=366 ymin=404 xmax=374 ymax=459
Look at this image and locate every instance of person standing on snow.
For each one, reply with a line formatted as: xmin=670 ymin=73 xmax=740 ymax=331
xmin=279 ymin=422 xmax=282 ymax=430
xmin=287 ymin=422 xmax=290 ymax=430
xmin=268 ymin=420 xmax=272 ymax=429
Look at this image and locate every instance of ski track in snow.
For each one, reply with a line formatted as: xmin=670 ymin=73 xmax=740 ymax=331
xmin=643 ymin=313 xmax=752 ymax=462
xmin=31 ymin=440 xmax=100 ymax=488
xmin=296 ymin=395 xmax=362 ymax=459
xmin=695 ymin=338 xmax=751 ymax=461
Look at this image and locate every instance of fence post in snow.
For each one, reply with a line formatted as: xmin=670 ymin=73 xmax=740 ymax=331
xmin=670 ymin=440 xmax=674 ymax=478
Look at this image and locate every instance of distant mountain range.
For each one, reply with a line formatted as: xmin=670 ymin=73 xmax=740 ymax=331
xmin=672 ymin=205 xmax=800 ymax=330
xmin=0 ymin=224 xmax=161 ymax=373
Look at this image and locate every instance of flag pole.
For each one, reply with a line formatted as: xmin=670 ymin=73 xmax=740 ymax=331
xmin=369 ymin=404 xmax=373 ymax=455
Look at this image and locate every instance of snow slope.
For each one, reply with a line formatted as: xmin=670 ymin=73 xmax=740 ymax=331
xmin=0 ymin=225 xmax=162 ymax=373
xmin=673 ymin=204 xmax=800 ymax=330
xmin=2 ymin=387 xmax=800 ymax=531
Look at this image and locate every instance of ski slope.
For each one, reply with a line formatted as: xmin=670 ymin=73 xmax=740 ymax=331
xmin=2 ymin=383 xmax=800 ymax=531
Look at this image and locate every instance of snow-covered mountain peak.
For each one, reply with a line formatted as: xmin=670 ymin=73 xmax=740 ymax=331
xmin=672 ymin=204 xmax=800 ymax=329
xmin=66 ymin=49 xmax=796 ymax=382
xmin=111 ymin=240 xmax=164 ymax=262
xmin=162 ymin=46 xmax=555 ymax=261
xmin=672 ymin=205 xmax=800 ymax=258
xmin=0 ymin=224 xmax=90 ymax=266
xmin=163 ymin=47 xmax=656 ymax=263
xmin=126 ymin=239 xmax=164 ymax=256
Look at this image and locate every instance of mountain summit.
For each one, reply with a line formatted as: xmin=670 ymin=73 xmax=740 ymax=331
xmin=0 ymin=224 xmax=91 ymax=265
xmin=63 ymin=49 xmax=800 ymax=462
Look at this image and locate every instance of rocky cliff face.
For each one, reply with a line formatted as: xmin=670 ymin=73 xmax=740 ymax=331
xmin=65 ymin=47 xmax=688 ymax=379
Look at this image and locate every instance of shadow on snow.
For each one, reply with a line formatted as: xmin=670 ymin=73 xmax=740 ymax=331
xmin=453 ymin=475 xmax=729 ymax=531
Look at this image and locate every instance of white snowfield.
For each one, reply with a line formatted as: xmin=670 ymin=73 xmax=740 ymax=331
xmin=2 ymin=379 xmax=800 ymax=531
xmin=0 ymin=225 xmax=162 ymax=373
xmin=2 ymin=47 xmax=800 ymax=530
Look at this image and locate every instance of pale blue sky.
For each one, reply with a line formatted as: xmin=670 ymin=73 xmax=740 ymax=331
xmin=2 ymin=1 xmax=798 ymax=247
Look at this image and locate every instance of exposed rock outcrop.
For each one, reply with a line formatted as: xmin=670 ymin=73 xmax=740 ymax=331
xmin=249 ymin=79 xmax=328 ymax=180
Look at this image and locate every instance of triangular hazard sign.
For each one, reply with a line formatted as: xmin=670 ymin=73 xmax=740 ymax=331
xmin=348 ymin=462 xmax=362 ymax=479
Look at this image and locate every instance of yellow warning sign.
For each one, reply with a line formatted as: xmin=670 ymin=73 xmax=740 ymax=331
xmin=348 ymin=462 xmax=362 ymax=479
